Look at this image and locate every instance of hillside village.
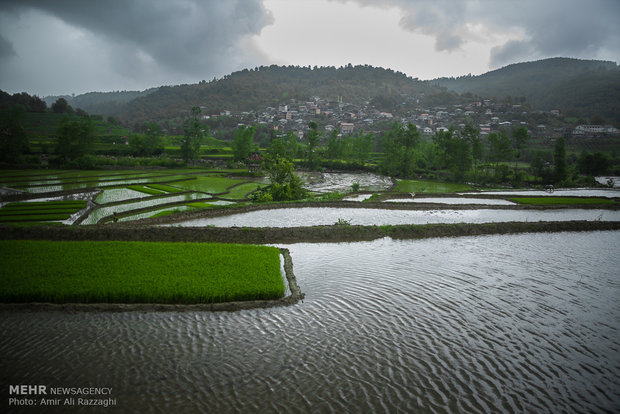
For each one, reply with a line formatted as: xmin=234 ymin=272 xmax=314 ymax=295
xmin=202 ymin=94 xmax=620 ymax=143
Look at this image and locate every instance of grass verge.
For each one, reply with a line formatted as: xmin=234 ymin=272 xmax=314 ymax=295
xmin=0 ymin=240 xmax=284 ymax=304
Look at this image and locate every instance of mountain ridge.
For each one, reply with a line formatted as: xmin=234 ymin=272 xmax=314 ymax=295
xmin=41 ymin=57 xmax=620 ymax=125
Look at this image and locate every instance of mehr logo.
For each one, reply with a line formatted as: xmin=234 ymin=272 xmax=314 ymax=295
xmin=9 ymin=385 xmax=47 ymax=395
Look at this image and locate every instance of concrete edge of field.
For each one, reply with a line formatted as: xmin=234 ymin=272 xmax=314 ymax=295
xmin=0 ymin=248 xmax=305 ymax=313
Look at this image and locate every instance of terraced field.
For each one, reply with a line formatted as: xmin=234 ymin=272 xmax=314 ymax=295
xmin=0 ymin=169 xmax=262 ymax=225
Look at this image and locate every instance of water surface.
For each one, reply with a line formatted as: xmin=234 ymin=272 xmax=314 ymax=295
xmin=1 ymin=232 xmax=618 ymax=413
xmin=167 ymin=207 xmax=620 ymax=227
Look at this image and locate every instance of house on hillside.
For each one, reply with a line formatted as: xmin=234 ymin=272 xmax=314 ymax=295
xmin=340 ymin=122 xmax=354 ymax=134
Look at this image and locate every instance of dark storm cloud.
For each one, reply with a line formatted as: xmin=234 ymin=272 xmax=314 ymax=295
xmin=335 ymin=0 xmax=620 ymax=66
xmin=0 ymin=33 xmax=16 ymax=59
xmin=0 ymin=0 xmax=273 ymax=90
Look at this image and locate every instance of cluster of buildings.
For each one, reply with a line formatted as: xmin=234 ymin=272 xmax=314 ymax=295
xmin=205 ymin=95 xmax=619 ymax=141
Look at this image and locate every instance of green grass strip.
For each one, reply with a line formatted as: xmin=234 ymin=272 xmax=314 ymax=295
xmin=509 ymin=197 xmax=616 ymax=205
xmin=0 ymin=240 xmax=285 ymax=304
xmin=126 ymin=185 xmax=165 ymax=195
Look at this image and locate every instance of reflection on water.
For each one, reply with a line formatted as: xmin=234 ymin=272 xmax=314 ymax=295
xmin=461 ymin=188 xmax=620 ymax=198
xmin=299 ymin=172 xmax=393 ymax=193
xmin=167 ymin=207 xmax=620 ymax=227
xmin=1 ymin=232 xmax=618 ymax=413
xmin=385 ymin=197 xmax=516 ymax=205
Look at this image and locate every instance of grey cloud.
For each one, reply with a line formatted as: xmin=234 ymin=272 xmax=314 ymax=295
xmin=0 ymin=34 xmax=16 ymax=59
xmin=334 ymin=0 xmax=620 ymax=66
xmin=0 ymin=0 xmax=274 ymax=83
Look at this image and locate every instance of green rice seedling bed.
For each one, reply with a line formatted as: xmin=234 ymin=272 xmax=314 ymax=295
xmin=4 ymin=201 xmax=87 ymax=209
xmin=396 ymin=179 xmax=473 ymax=193
xmin=225 ymin=183 xmax=266 ymax=199
xmin=509 ymin=197 xmax=616 ymax=205
xmin=116 ymin=205 xmax=195 ymax=222
xmin=146 ymin=184 xmax=185 ymax=193
xmin=0 ymin=209 xmax=80 ymax=216
xmin=81 ymin=193 xmax=207 ymax=224
xmin=0 ymin=240 xmax=284 ymax=304
xmin=0 ymin=214 xmax=71 ymax=223
xmin=126 ymin=185 xmax=166 ymax=196
xmin=172 ymin=176 xmax=244 ymax=193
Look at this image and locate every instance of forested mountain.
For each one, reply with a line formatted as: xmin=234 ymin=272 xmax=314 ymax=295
xmin=433 ymin=58 xmax=620 ymax=121
xmin=43 ymin=89 xmax=156 ymax=117
xmin=114 ymin=65 xmax=446 ymax=124
xmin=36 ymin=58 xmax=619 ymax=125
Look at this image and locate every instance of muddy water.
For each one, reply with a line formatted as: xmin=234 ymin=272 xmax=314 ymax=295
xmin=1 ymin=232 xmax=619 ymax=413
xmin=168 ymin=207 xmax=620 ymax=227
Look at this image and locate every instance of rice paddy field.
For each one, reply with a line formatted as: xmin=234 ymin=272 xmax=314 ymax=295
xmin=0 ymin=200 xmax=86 ymax=223
xmin=0 ymin=169 xmax=263 ymax=225
xmin=509 ymin=197 xmax=617 ymax=205
xmin=396 ymin=179 xmax=474 ymax=193
xmin=0 ymin=240 xmax=285 ymax=304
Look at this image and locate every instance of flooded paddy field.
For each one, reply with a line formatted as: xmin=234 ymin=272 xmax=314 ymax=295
xmin=166 ymin=207 xmax=620 ymax=228
xmin=1 ymin=231 xmax=618 ymax=413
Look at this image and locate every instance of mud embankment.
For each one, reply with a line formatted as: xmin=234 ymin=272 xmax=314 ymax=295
xmin=2 ymin=221 xmax=618 ymax=244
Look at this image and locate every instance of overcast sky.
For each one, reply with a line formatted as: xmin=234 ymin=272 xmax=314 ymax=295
xmin=0 ymin=0 xmax=618 ymax=97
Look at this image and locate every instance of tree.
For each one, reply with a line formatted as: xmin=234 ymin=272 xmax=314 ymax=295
xmin=129 ymin=122 xmax=163 ymax=156
xmin=181 ymin=107 xmax=205 ymax=164
xmin=0 ymin=105 xmax=29 ymax=161
xmin=351 ymin=132 xmax=373 ymax=165
xmin=553 ymin=136 xmax=567 ymax=183
xmin=55 ymin=116 xmax=94 ymax=161
xmin=232 ymin=125 xmax=256 ymax=162
xmin=51 ymin=98 xmax=73 ymax=114
xmin=266 ymin=156 xmax=307 ymax=201
xmin=305 ymin=121 xmax=321 ymax=168
xmin=434 ymin=128 xmax=472 ymax=182
xmin=512 ymin=126 xmax=530 ymax=170
xmin=487 ymin=131 xmax=513 ymax=164
xmin=461 ymin=125 xmax=483 ymax=180
xmin=578 ymin=151 xmax=610 ymax=176
xmin=381 ymin=122 xmax=421 ymax=177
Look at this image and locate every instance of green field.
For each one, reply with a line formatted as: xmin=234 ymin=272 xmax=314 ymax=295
xmin=509 ymin=197 xmax=616 ymax=205
xmin=396 ymin=179 xmax=473 ymax=193
xmin=0 ymin=240 xmax=285 ymax=304
xmin=0 ymin=200 xmax=86 ymax=223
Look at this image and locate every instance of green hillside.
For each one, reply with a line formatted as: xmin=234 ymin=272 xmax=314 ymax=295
xmin=434 ymin=58 xmax=620 ymax=122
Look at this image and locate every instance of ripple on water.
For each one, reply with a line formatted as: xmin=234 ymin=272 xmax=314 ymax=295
xmin=1 ymin=232 xmax=619 ymax=413
xmin=167 ymin=207 xmax=620 ymax=227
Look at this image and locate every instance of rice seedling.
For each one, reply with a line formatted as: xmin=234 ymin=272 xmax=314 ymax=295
xmin=0 ymin=240 xmax=285 ymax=304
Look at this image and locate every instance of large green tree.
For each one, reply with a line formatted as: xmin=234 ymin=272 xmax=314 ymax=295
xmin=181 ymin=107 xmax=205 ymax=164
xmin=434 ymin=128 xmax=473 ymax=182
xmin=553 ymin=136 xmax=567 ymax=183
xmin=0 ymin=105 xmax=29 ymax=162
xmin=266 ymin=156 xmax=307 ymax=201
xmin=381 ymin=122 xmax=421 ymax=177
xmin=129 ymin=122 xmax=163 ymax=156
xmin=55 ymin=116 xmax=94 ymax=161
xmin=232 ymin=125 xmax=256 ymax=162
xmin=305 ymin=121 xmax=321 ymax=169
xmin=512 ymin=126 xmax=530 ymax=170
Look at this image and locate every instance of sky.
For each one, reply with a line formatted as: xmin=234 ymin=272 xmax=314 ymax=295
xmin=0 ymin=0 xmax=618 ymax=97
